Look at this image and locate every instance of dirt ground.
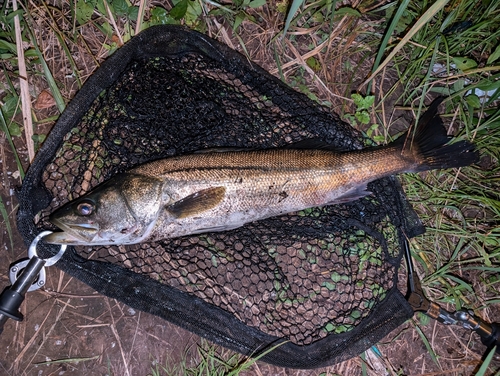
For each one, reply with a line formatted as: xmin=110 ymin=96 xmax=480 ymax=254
xmin=1 ymin=2 xmax=500 ymax=375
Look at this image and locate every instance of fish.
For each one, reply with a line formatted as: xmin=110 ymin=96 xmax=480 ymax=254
xmin=44 ymin=99 xmax=479 ymax=246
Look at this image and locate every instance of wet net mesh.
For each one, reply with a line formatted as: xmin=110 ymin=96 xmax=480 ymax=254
xmin=17 ymin=25 xmax=423 ymax=368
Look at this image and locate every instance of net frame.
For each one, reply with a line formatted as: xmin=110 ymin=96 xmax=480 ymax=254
xmin=16 ymin=25 xmax=421 ymax=368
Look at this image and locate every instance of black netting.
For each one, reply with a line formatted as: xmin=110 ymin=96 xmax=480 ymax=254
xmin=17 ymin=25 xmax=421 ymax=368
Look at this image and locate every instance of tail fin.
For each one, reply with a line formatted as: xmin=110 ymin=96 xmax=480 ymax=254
xmin=404 ymin=98 xmax=479 ymax=172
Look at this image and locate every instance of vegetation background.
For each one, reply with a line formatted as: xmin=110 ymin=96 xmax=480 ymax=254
xmin=0 ymin=0 xmax=499 ymax=374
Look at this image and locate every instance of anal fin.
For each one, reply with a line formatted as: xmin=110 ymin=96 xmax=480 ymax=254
xmin=327 ymin=184 xmax=372 ymax=205
xmin=167 ymin=187 xmax=226 ymax=218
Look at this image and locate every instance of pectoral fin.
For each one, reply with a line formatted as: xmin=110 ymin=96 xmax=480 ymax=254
xmin=167 ymin=187 xmax=226 ymax=218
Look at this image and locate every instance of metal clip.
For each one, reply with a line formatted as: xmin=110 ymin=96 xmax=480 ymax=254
xmin=9 ymin=260 xmax=47 ymax=293
xmin=9 ymin=231 xmax=67 ymax=291
xmin=28 ymin=231 xmax=67 ymax=266
xmin=403 ymin=237 xmax=500 ymax=354
xmin=1 ymin=231 xmax=68 ymax=335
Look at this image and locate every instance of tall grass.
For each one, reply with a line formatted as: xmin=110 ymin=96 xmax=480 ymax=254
xmin=370 ymin=0 xmax=500 ymax=312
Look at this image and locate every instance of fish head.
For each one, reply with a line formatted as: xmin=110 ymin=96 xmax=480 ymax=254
xmin=45 ymin=173 xmax=164 ymax=245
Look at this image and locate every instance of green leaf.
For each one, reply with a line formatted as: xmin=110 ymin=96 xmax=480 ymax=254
xmin=24 ymin=49 xmax=39 ymax=58
xmin=475 ymin=346 xmax=497 ymax=376
xmin=351 ymin=93 xmax=374 ymax=110
xmin=306 ymin=56 xmax=321 ymax=72
xmin=8 ymin=122 xmax=22 ymax=137
xmin=452 ymin=56 xmax=478 ymax=71
xmin=343 ymin=113 xmax=356 ymax=125
xmin=416 ymin=311 xmax=430 ymax=325
xmin=487 ymin=44 xmax=500 ymax=65
xmin=414 ymin=324 xmax=439 ymax=366
xmin=248 ymin=0 xmax=266 ymax=8
xmin=335 ymin=7 xmax=361 ymax=17
xmin=355 ymin=111 xmax=370 ymax=125
xmin=453 ymin=78 xmax=466 ymax=92
xmin=430 ymin=86 xmax=452 ymax=96
xmin=0 ymin=108 xmax=24 ymax=178
xmin=150 ymin=6 xmax=176 ymax=25
xmin=151 ymin=6 xmax=167 ymax=19
xmin=76 ymin=0 xmax=97 ymax=25
xmin=366 ymin=123 xmax=379 ymax=138
xmin=477 ymin=79 xmax=500 ymax=92
xmin=111 ymin=0 xmax=128 ymax=16
xmin=0 ymin=195 xmax=14 ymax=254
xmin=384 ymin=3 xmax=413 ymax=34
xmin=1 ymin=94 xmax=19 ymax=120
xmin=100 ymin=21 xmax=113 ymax=36
xmin=127 ymin=5 xmax=139 ymax=20
xmin=170 ymin=0 xmax=189 ymax=20
xmin=465 ymin=94 xmax=481 ymax=109
xmin=233 ymin=12 xmax=246 ymax=31
xmin=5 ymin=9 xmax=24 ymax=23
xmin=365 ymin=0 xmax=449 ymax=86
xmin=96 ymin=0 xmax=107 ymax=15
xmin=32 ymin=133 xmax=47 ymax=144
xmin=29 ymin=38 xmax=66 ymax=113
xmin=276 ymin=1 xmax=287 ymax=13
xmin=0 ymin=39 xmax=17 ymax=54
xmin=183 ymin=0 xmax=202 ymax=26
xmin=282 ymin=0 xmax=304 ymax=36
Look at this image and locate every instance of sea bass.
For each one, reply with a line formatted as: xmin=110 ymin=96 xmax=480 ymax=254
xmin=45 ymin=100 xmax=478 ymax=246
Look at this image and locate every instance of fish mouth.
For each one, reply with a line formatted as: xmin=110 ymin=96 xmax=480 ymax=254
xmin=44 ymin=218 xmax=99 ymax=245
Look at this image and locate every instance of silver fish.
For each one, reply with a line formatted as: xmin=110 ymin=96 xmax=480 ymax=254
xmin=45 ymin=100 xmax=478 ymax=245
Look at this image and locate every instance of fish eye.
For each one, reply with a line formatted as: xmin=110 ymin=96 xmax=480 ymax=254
xmin=76 ymin=200 xmax=95 ymax=216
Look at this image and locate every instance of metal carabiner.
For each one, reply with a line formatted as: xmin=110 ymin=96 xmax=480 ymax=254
xmin=9 ymin=231 xmax=67 ymax=290
xmin=28 ymin=230 xmax=67 ymax=266
xmin=1 ymin=231 xmax=69 ymax=334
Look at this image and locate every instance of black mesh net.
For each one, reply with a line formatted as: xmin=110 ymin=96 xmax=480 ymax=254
xmin=17 ymin=25 xmax=422 ymax=368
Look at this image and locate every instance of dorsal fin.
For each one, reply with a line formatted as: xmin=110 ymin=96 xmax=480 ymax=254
xmin=284 ymin=138 xmax=338 ymax=151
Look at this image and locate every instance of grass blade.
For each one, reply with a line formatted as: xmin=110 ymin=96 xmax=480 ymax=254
xmin=413 ymin=35 xmax=441 ymax=119
xmin=362 ymin=0 xmax=449 ymax=87
xmin=474 ymin=346 xmax=497 ymax=376
xmin=282 ymin=0 xmax=304 ymax=37
xmin=24 ymin=10 xmax=67 ymax=113
xmin=33 ymin=46 xmax=66 ymax=113
xmin=414 ymin=323 xmax=441 ymax=368
xmin=0 ymin=106 xmax=24 ymax=179
xmin=0 ymin=195 xmax=14 ymax=256
xmin=40 ymin=1 xmax=83 ymax=89
xmin=367 ymin=0 xmax=411 ymax=94
xmin=12 ymin=0 xmax=34 ymax=162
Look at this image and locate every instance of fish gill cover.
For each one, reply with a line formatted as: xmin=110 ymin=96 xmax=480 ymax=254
xmin=17 ymin=25 xmax=421 ymax=368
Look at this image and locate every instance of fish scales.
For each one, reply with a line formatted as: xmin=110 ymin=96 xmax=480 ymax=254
xmin=137 ymin=148 xmax=411 ymax=242
xmin=132 ymin=148 xmax=407 ymax=209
